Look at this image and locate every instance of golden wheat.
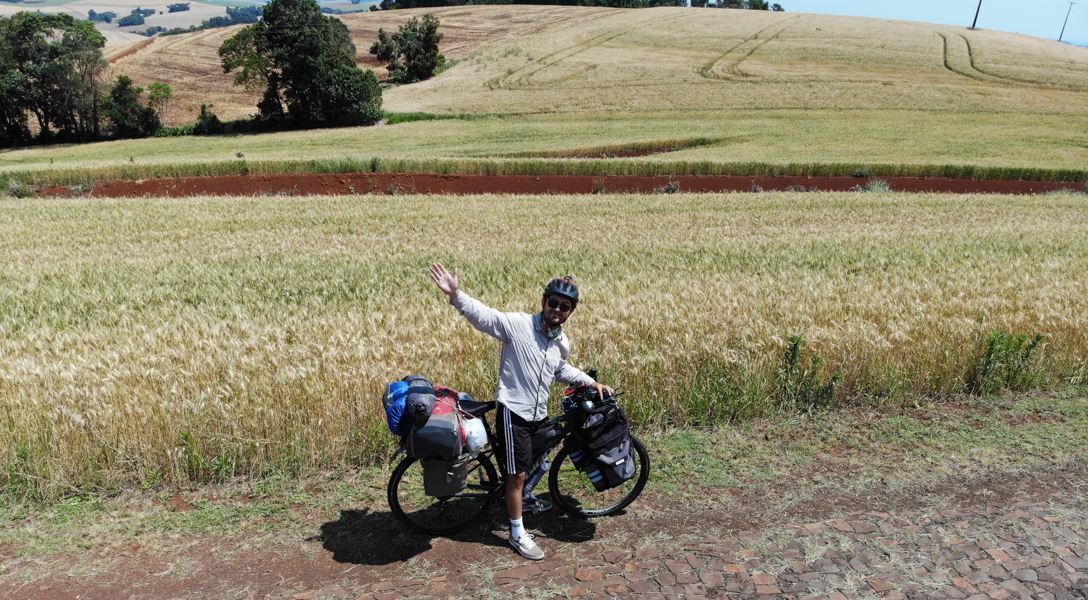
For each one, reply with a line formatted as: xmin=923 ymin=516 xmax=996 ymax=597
xmin=1 ymin=192 xmax=1086 ymax=497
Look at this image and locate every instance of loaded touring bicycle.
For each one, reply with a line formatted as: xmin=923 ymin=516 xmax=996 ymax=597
xmin=383 ymin=371 xmax=650 ymax=535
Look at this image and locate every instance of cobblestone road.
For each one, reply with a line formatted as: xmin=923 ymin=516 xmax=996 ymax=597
xmin=350 ymin=497 xmax=1088 ymax=599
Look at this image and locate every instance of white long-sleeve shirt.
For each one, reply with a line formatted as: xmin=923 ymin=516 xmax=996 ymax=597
xmin=451 ymin=291 xmax=595 ymax=422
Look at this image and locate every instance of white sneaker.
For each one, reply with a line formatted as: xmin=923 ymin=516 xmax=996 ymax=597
xmin=509 ymin=533 xmax=545 ymax=560
xmin=523 ymin=494 xmax=554 ymax=514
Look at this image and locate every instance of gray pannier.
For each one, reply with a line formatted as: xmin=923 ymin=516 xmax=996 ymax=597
xmin=406 ymin=410 xmax=462 ymax=460
xmin=422 ymin=453 xmax=471 ymax=497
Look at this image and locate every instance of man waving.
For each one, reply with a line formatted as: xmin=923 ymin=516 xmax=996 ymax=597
xmin=429 ymin=263 xmax=612 ymax=560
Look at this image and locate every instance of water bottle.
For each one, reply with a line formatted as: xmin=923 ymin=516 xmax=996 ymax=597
xmin=523 ymin=458 xmax=549 ymax=495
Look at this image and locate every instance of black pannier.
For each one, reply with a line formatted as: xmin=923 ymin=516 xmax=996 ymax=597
xmin=567 ymin=398 xmax=636 ymax=492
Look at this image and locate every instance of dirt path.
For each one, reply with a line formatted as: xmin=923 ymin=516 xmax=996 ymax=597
xmin=39 ymin=172 xmax=1085 ymax=198
xmin=4 ymin=462 xmax=1086 ymax=599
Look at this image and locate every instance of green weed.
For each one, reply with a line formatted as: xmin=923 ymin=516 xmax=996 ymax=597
xmin=852 ymin=179 xmax=892 ymax=193
xmin=778 ymin=335 xmax=841 ymax=414
xmin=4 ymin=178 xmax=33 ymax=199
xmin=966 ymin=331 xmax=1046 ymax=395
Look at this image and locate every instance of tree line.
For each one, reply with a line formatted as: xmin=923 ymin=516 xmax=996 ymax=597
xmin=0 ymin=0 xmax=415 ymax=148
xmin=0 ymin=13 xmax=168 ymax=146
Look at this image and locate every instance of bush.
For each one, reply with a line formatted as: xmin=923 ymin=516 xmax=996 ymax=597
xmin=103 ymin=76 xmax=161 ymax=138
xmin=87 ymin=10 xmax=117 ymax=23
xmin=370 ymin=14 xmax=445 ymax=84
xmin=314 ymin=67 xmax=383 ymax=126
xmin=116 ymin=13 xmax=145 ymax=26
xmin=193 ymin=104 xmax=223 ymax=135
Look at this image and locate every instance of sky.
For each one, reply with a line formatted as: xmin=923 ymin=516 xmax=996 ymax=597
xmin=780 ymin=0 xmax=1087 ymax=44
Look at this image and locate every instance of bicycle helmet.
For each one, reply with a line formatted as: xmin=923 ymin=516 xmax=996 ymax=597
xmin=544 ymin=275 xmax=579 ymax=305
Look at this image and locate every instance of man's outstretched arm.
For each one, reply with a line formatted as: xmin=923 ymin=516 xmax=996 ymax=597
xmin=430 ymin=262 xmax=512 ymax=342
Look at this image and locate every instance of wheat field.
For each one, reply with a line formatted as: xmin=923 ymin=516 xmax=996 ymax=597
xmin=2 ymin=192 xmax=1086 ymax=497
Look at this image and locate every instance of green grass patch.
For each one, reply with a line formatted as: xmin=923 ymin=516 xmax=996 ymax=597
xmin=382 ymin=112 xmax=485 ymax=125
xmin=500 ymin=136 xmax=725 ymax=159
xmin=6 ymin=158 xmax=1086 ymax=189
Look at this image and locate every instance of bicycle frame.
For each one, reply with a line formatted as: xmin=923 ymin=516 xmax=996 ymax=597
xmin=477 ymin=407 xmax=572 ymax=489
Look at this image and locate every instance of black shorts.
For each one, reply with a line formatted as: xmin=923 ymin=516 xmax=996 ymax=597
xmin=495 ymin=403 xmax=548 ymax=476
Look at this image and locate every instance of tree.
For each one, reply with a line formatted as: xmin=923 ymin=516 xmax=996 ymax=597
xmin=313 ymin=66 xmax=382 ymax=125
xmin=103 ymin=75 xmax=161 ymax=138
xmin=369 ymin=14 xmax=444 ymax=84
xmin=0 ymin=13 xmax=106 ymax=144
xmin=219 ymin=0 xmax=381 ymax=126
xmin=147 ymin=82 xmax=172 ymax=122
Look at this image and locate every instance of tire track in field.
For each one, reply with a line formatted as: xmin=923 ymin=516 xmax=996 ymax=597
xmin=486 ymin=12 xmax=686 ymax=90
xmin=939 ymin=31 xmax=1088 ymax=92
xmin=961 ymin=33 xmax=1088 ymax=91
xmin=697 ymin=15 xmax=807 ymax=81
xmin=938 ymin=31 xmax=991 ymax=83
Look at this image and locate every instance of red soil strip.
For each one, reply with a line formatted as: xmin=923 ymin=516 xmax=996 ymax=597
xmin=108 ymin=38 xmax=155 ymax=64
xmin=40 ymin=173 xmax=1084 ymax=198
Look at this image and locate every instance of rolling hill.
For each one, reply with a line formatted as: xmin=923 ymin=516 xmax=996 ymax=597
xmin=104 ymin=6 xmax=1088 ymax=123
xmin=3 ymin=6 xmax=1086 ymax=176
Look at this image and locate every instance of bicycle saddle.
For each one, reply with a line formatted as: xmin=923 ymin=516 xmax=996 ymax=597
xmin=458 ymin=399 xmax=495 ymax=418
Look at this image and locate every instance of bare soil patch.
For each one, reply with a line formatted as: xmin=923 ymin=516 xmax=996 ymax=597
xmin=40 ymin=172 xmax=1084 ymax=198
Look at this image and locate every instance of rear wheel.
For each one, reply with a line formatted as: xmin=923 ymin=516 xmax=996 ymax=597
xmin=387 ymin=453 xmax=500 ymax=535
xmin=548 ymin=435 xmax=650 ymax=518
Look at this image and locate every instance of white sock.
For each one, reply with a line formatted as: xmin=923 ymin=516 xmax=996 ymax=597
xmin=509 ymin=517 xmax=525 ymax=540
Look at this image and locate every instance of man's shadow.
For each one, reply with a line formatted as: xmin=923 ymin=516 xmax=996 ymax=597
xmin=314 ymin=496 xmax=598 ymax=565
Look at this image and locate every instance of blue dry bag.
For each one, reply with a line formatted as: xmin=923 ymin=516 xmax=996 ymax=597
xmin=384 ymin=380 xmax=411 ymax=435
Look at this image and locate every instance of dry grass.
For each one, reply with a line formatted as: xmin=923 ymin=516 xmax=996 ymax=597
xmin=88 ymin=7 xmax=1088 ymax=118
xmin=387 ymin=8 xmax=1088 ymax=114
xmin=1 ymin=192 xmax=1086 ymax=498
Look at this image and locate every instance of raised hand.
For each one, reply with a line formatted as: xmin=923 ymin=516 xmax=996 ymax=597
xmin=429 ymin=263 xmax=460 ymax=298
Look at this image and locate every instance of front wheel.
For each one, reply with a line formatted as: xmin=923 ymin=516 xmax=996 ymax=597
xmin=387 ymin=453 xmax=500 ymax=535
xmin=548 ymin=434 xmax=650 ymax=518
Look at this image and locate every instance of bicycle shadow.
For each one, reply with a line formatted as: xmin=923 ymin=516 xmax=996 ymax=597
xmin=314 ymin=505 xmax=598 ymax=565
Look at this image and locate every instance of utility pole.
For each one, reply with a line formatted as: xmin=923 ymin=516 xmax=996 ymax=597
xmin=1059 ymin=2 xmax=1075 ymax=42
xmin=971 ymin=0 xmax=983 ymax=29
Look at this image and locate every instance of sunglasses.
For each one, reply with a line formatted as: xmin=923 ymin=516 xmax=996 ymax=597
xmin=546 ymin=297 xmax=573 ymax=313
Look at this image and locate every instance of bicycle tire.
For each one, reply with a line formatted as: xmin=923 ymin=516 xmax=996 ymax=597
xmin=387 ymin=453 xmax=500 ymax=535
xmin=547 ymin=434 xmax=650 ymax=518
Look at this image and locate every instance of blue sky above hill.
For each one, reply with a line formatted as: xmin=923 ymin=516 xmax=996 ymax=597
xmin=784 ymin=0 xmax=1085 ymax=42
